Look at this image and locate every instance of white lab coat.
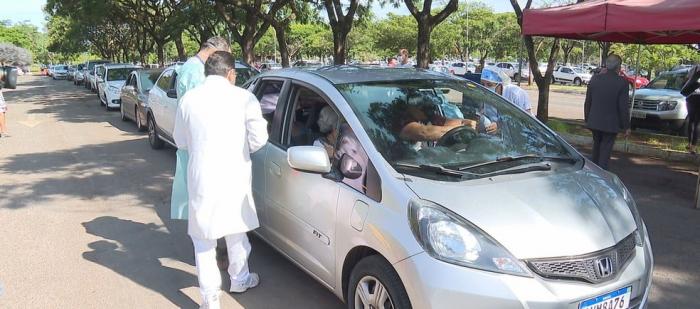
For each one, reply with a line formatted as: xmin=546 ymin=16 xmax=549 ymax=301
xmin=173 ymin=75 xmax=268 ymax=240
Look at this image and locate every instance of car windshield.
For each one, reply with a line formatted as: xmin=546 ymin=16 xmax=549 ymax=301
xmin=646 ymin=71 xmax=688 ymax=90
xmin=107 ymin=68 xmax=134 ymax=81
xmin=139 ymin=71 xmax=161 ymax=92
xmin=235 ymin=66 xmax=257 ymax=86
xmin=573 ymin=68 xmax=587 ymax=74
xmin=336 ymin=79 xmax=577 ymax=180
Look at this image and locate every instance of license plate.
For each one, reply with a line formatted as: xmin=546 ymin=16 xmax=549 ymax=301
xmin=632 ymin=111 xmax=646 ymax=119
xmin=580 ymin=286 xmax=632 ymax=309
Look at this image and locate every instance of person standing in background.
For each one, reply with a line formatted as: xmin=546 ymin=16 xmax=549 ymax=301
xmin=584 ymin=54 xmax=631 ymax=170
xmin=681 ymin=64 xmax=700 ymax=154
xmin=480 ymin=67 xmax=532 ymax=114
xmin=398 ymin=49 xmax=412 ymax=67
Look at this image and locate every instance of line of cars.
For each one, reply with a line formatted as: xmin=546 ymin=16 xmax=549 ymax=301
xmin=49 ymin=62 xmax=655 ymax=308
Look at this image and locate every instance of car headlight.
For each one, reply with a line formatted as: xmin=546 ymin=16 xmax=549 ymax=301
xmin=408 ymin=199 xmax=531 ymax=276
xmin=612 ymin=175 xmax=646 ymax=247
xmin=658 ymin=101 xmax=678 ymax=111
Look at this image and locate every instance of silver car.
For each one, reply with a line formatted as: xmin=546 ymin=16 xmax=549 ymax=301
xmin=631 ymin=68 xmax=689 ymax=134
xmin=246 ymin=67 xmax=653 ymax=309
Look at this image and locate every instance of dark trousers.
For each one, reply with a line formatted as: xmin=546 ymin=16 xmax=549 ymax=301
xmin=591 ymin=130 xmax=617 ymax=170
xmin=686 ymin=96 xmax=700 ymax=145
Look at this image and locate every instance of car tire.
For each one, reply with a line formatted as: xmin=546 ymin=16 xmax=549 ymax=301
xmin=120 ymin=103 xmax=128 ymax=121
xmin=574 ymin=78 xmax=582 ymax=86
xmin=136 ymin=108 xmax=146 ymax=132
xmin=148 ymin=115 xmax=165 ymax=150
xmin=347 ymin=255 xmax=411 ymax=309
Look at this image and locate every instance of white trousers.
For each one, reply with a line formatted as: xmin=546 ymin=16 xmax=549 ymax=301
xmin=191 ymin=233 xmax=252 ymax=299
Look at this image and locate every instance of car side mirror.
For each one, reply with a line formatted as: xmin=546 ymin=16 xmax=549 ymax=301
xmin=166 ymin=89 xmax=178 ymax=99
xmin=339 ymin=154 xmax=363 ymax=179
xmin=287 ymin=146 xmax=331 ymax=174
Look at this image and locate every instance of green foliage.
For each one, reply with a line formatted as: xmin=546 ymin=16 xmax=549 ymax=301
xmin=612 ymin=44 xmax=700 ymax=77
xmin=0 ymin=21 xmax=47 ymax=65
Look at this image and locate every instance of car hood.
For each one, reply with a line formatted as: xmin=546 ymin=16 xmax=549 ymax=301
xmin=634 ymin=88 xmax=683 ymax=100
xmin=403 ymin=165 xmax=636 ymax=259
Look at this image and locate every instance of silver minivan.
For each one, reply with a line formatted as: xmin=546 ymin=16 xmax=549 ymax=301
xmin=245 ymin=67 xmax=653 ymax=309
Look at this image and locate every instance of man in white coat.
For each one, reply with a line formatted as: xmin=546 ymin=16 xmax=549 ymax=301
xmin=173 ymin=51 xmax=268 ymax=309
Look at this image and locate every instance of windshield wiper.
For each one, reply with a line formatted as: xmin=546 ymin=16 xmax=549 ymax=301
xmin=456 ymin=154 xmax=577 ymax=171
xmin=393 ymin=163 xmax=472 ymax=178
xmin=466 ymin=162 xmax=552 ymax=179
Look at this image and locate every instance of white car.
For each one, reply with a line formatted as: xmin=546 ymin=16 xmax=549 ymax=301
xmin=146 ymin=65 xmax=180 ymax=148
xmin=494 ymin=62 xmax=530 ymax=81
xmin=52 ymin=65 xmax=69 ymax=80
xmin=553 ymin=65 xmax=592 ymax=86
xmin=97 ymin=64 xmax=141 ymax=109
xmin=448 ymin=62 xmax=474 ymax=75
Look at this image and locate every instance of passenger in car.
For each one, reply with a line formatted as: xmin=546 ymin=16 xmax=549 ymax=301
xmin=313 ymin=106 xmax=340 ymax=157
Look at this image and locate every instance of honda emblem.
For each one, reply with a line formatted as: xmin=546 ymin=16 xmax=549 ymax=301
xmin=596 ymin=257 xmax=614 ymax=278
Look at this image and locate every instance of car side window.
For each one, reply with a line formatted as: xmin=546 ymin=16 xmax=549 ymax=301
xmin=157 ymin=70 xmax=172 ymax=90
xmin=132 ymin=74 xmax=139 ymax=91
xmin=284 ymin=86 xmax=330 ymax=148
xmin=255 ymin=80 xmax=284 ymax=133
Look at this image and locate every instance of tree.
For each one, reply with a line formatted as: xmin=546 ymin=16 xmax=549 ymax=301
xmin=560 ymin=40 xmax=576 ymax=65
xmin=214 ymin=0 xmax=292 ymax=65
xmin=403 ymin=0 xmax=458 ymax=68
xmin=321 ymin=0 xmax=371 ymax=65
xmin=373 ymin=14 xmax=417 ymax=58
xmin=510 ymin=0 xmax=560 ymax=122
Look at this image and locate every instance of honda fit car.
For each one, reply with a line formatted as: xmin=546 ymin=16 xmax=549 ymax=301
xmin=244 ymin=66 xmax=653 ymax=309
xmin=97 ymin=64 xmax=141 ymax=109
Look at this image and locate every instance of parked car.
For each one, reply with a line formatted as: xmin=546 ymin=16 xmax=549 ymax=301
xmin=66 ymin=66 xmax=76 ymax=81
xmin=120 ymin=68 xmax=163 ymax=131
xmin=552 ymin=65 xmax=592 ymax=86
xmin=147 ymin=60 xmax=258 ymax=148
xmin=621 ymin=70 xmax=650 ymax=89
xmin=448 ymin=62 xmax=469 ymax=75
xmin=238 ymin=66 xmax=653 ymax=309
xmin=52 ymin=65 xmax=69 ymax=80
xmin=631 ymin=68 xmax=689 ymax=134
xmin=428 ymin=65 xmax=449 ymax=74
xmin=260 ymin=63 xmax=282 ymax=71
xmin=47 ymin=65 xmax=55 ymax=77
xmin=74 ymin=65 xmax=86 ymax=85
xmin=97 ymin=64 xmax=141 ymax=109
xmin=293 ymin=60 xmax=323 ymax=68
xmin=85 ymin=60 xmax=112 ymax=91
xmin=93 ymin=64 xmax=107 ymax=95
xmin=494 ymin=62 xmax=530 ymax=81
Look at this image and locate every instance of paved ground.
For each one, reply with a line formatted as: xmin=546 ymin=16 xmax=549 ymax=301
xmin=1 ymin=75 xmax=699 ymax=308
xmin=524 ymin=87 xmax=586 ymax=120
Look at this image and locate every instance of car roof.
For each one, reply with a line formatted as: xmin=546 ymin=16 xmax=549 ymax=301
xmin=104 ymin=64 xmax=141 ymax=69
xmin=266 ymin=65 xmax=460 ymax=85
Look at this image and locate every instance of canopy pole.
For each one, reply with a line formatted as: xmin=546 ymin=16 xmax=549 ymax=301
xmin=627 ymin=44 xmax=642 ymax=147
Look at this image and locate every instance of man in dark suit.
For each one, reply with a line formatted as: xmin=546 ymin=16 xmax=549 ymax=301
xmin=584 ymin=54 xmax=631 ymax=170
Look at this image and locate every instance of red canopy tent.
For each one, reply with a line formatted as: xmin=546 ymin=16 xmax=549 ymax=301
xmin=523 ymin=0 xmax=700 ymax=44
xmin=521 ymin=0 xmax=700 ymax=208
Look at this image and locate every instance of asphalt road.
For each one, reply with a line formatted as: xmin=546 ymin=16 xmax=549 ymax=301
xmin=1 ymin=75 xmax=699 ymax=308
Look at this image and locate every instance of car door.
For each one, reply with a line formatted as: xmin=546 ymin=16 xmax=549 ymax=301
xmin=263 ymin=81 xmax=341 ymax=285
xmin=151 ymin=69 xmax=173 ymax=134
xmin=162 ymin=70 xmax=179 ymax=138
xmin=562 ymin=67 xmax=574 ymax=82
xmin=122 ymin=73 xmax=136 ymax=118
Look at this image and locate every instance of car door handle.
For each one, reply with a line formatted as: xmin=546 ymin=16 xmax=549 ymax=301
xmin=269 ymin=162 xmax=281 ymax=177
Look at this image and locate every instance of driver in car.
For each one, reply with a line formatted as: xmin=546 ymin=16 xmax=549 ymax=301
xmin=399 ymin=98 xmax=497 ymax=144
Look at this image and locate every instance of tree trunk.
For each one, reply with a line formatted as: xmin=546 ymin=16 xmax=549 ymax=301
xmin=175 ymin=33 xmax=186 ymax=61
xmin=416 ymin=22 xmax=431 ymax=69
xmin=524 ymin=36 xmax=559 ymax=123
xmin=273 ymin=25 xmax=290 ymax=68
xmin=240 ymin=37 xmax=256 ymax=65
xmin=599 ymin=42 xmax=611 ymax=66
xmin=477 ymin=51 xmax=489 ymax=72
xmin=156 ymin=42 xmax=165 ymax=67
xmin=563 ymin=50 xmax=571 ymax=66
xmin=332 ymin=31 xmax=346 ymax=65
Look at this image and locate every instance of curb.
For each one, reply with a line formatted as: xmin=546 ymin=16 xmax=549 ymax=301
xmin=559 ymin=132 xmax=699 ymax=164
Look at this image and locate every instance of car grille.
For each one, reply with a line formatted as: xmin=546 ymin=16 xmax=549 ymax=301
xmin=526 ymin=232 xmax=637 ymax=284
xmin=632 ymin=99 xmax=660 ymax=111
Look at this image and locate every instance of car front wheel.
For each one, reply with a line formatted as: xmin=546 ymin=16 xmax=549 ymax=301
xmin=120 ymin=103 xmax=128 ymax=121
xmin=347 ymin=255 xmax=411 ymax=309
xmin=148 ymin=115 xmax=165 ymax=150
xmin=136 ymin=107 xmax=146 ymax=132
xmin=574 ymin=78 xmax=582 ymax=86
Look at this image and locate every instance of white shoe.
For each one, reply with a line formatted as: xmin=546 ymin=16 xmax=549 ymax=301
xmin=200 ymin=293 xmax=220 ymax=309
xmin=229 ymin=273 xmax=259 ymax=293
